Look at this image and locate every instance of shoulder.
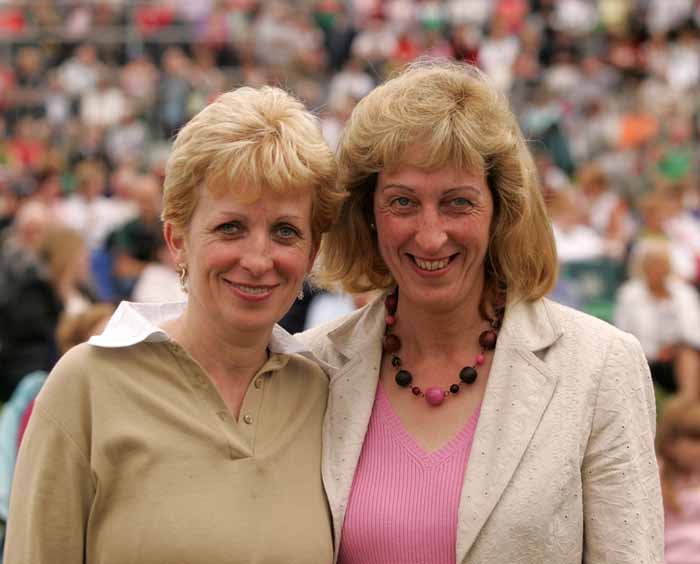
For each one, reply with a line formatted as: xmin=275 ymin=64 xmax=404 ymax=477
xmin=669 ymin=278 xmax=700 ymax=301
xmin=543 ymin=298 xmax=636 ymax=343
xmin=37 ymin=341 xmax=153 ymax=413
xmin=297 ymin=293 xmax=385 ymax=364
xmin=297 ymin=306 xmax=366 ymax=347
xmin=615 ymin=278 xmax=645 ymax=300
xmin=535 ymin=299 xmax=646 ymax=374
xmin=284 ymin=351 xmax=330 ymax=389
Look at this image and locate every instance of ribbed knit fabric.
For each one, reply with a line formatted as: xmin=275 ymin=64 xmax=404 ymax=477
xmin=338 ymin=383 xmax=480 ymax=564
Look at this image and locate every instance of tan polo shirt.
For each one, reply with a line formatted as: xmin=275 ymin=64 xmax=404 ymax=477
xmin=5 ymin=302 xmax=332 ymax=564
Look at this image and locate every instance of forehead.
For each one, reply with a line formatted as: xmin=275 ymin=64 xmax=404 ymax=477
xmin=195 ymin=183 xmax=313 ymax=219
xmin=378 ymin=162 xmax=488 ymax=193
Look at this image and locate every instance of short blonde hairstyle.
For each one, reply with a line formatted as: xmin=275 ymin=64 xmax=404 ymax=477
xmin=162 ymin=86 xmax=343 ymax=245
xmin=321 ymin=59 xmax=557 ymax=304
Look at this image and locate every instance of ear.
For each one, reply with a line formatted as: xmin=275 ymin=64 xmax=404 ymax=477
xmin=163 ymin=222 xmax=187 ymax=266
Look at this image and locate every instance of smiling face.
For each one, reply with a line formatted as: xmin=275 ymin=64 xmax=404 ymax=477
xmin=373 ymin=158 xmax=494 ymax=314
xmin=165 ymin=184 xmax=317 ymax=336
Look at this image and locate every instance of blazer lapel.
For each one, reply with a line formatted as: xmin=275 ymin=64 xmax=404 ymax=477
xmin=321 ymin=297 xmax=386 ymax=559
xmin=456 ymin=299 xmax=562 ymax=562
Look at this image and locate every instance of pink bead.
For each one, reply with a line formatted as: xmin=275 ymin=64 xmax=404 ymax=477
xmin=475 ymin=353 xmax=485 ymax=366
xmin=385 ymin=314 xmax=396 ymax=326
xmin=425 ymin=387 xmax=445 ymax=406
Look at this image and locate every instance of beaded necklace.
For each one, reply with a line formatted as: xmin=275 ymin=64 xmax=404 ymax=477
xmin=381 ymin=288 xmax=500 ymax=407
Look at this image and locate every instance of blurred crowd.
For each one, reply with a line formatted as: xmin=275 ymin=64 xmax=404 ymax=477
xmin=1 ymin=0 xmax=700 ymax=557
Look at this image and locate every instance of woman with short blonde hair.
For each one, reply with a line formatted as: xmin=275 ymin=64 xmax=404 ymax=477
xmin=6 ymin=86 xmax=344 ymax=564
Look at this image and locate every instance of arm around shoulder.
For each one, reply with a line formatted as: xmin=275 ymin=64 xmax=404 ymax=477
xmin=581 ymin=331 xmax=663 ymax=563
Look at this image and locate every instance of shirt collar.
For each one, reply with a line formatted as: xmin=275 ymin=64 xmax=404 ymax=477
xmin=88 ymin=301 xmax=314 ymax=356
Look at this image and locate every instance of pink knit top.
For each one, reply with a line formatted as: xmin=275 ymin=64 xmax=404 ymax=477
xmin=338 ymin=383 xmax=480 ymax=564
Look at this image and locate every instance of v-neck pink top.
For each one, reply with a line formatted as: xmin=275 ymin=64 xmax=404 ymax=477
xmin=338 ymin=383 xmax=480 ymax=564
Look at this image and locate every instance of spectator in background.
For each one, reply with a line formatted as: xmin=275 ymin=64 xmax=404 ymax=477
xmin=107 ymin=173 xmax=184 ymax=302
xmin=575 ymin=162 xmax=633 ymax=260
xmin=80 ymin=71 xmax=128 ymax=131
xmin=615 ymin=239 xmax=700 ymax=398
xmin=327 ymin=56 xmax=375 ymax=106
xmin=9 ymin=47 xmax=45 ymax=126
xmin=39 ymin=225 xmax=94 ymax=316
xmin=120 ymin=53 xmax=159 ymax=118
xmin=58 ymin=43 xmax=102 ymax=103
xmin=0 ymin=207 xmax=63 ymax=402
xmin=57 ymin=158 xmax=135 ymax=251
xmin=157 ymin=47 xmax=192 ymax=139
xmin=656 ymin=395 xmax=700 ymax=564
xmin=548 ymin=188 xmax=605 ymax=263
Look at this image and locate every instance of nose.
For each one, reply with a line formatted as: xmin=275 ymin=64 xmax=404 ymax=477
xmin=414 ymin=208 xmax=448 ymax=255
xmin=239 ymin=233 xmax=274 ymax=277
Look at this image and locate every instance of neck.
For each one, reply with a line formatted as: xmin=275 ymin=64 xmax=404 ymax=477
xmin=167 ymin=303 xmax=271 ymax=384
xmin=393 ymin=295 xmax=490 ymax=358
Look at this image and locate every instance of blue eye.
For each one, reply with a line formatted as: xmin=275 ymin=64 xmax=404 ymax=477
xmin=219 ymin=222 xmax=242 ymax=235
xmin=275 ymin=224 xmax=300 ymax=239
xmin=449 ymin=197 xmax=473 ymax=209
xmin=391 ymin=196 xmax=413 ymax=208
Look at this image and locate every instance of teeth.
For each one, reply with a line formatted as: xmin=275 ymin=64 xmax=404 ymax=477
xmin=414 ymin=257 xmax=450 ymax=271
xmin=232 ymin=284 xmax=272 ymax=295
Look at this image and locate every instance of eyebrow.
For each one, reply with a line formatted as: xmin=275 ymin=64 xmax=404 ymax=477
xmin=380 ymin=183 xmax=484 ymax=197
xmin=211 ymin=212 xmax=307 ymax=226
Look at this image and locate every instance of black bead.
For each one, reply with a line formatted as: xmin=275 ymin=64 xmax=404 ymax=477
xmin=459 ymin=366 xmax=477 ymax=384
xmin=391 ymin=355 xmax=402 ymax=367
xmin=450 ymin=384 xmax=460 ymax=394
xmin=395 ymin=369 xmax=413 ymax=387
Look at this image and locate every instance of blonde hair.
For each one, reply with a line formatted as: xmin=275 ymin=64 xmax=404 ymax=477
xmin=56 ymin=303 xmax=115 ymax=354
xmin=320 ymin=59 xmax=557 ymax=304
xmin=39 ymin=226 xmax=86 ymax=287
xmin=656 ymin=396 xmax=700 ymax=513
xmin=627 ymin=237 xmax=674 ymax=280
xmin=162 ymin=86 xmax=343 ymax=245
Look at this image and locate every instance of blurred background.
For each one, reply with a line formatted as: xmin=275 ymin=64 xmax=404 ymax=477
xmin=0 ymin=0 xmax=700 ymax=402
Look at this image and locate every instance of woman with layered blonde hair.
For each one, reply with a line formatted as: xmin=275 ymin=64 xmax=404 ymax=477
xmin=5 ymin=85 xmax=344 ymax=564
xmin=301 ymin=59 xmax=663 ymax=563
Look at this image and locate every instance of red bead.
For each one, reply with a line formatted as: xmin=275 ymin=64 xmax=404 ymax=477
xmin=385 ymin=314 xmax=396 ymax=326
xmin=479 ymin=330 xmax=498 ymax=350
xmin=382 ymin=334 xmax=401 ymax=353
xmin=411 ymin=386 xmax=421 ymax=395
xmin=475 ymin=353 xmax=485 ymax=366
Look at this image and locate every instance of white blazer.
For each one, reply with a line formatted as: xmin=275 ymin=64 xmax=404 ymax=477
xmin=299 ymin=294 xmax=664 ymax=564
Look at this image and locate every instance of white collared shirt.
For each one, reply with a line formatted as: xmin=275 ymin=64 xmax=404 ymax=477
xmin=89 ymin=301 xmax=315 ymax=358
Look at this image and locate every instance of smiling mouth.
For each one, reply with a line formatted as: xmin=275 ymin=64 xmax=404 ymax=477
xmin=227 ymin=281 xmax=276 ymax=295
xmin=409 ymin=254 xmax=457 ymax=271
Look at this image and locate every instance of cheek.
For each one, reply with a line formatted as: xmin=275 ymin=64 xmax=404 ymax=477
xmin=196 ymin=242 xmax=235 ymax=272
xmin=376 ymin=216 xmax=413 ymax=247
xmin=276 ymin=246 xmax=314 ymax=276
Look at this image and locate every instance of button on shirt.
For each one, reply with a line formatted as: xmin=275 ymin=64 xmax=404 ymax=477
xmin=5 ymin=301 xmax=333 ymax=564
